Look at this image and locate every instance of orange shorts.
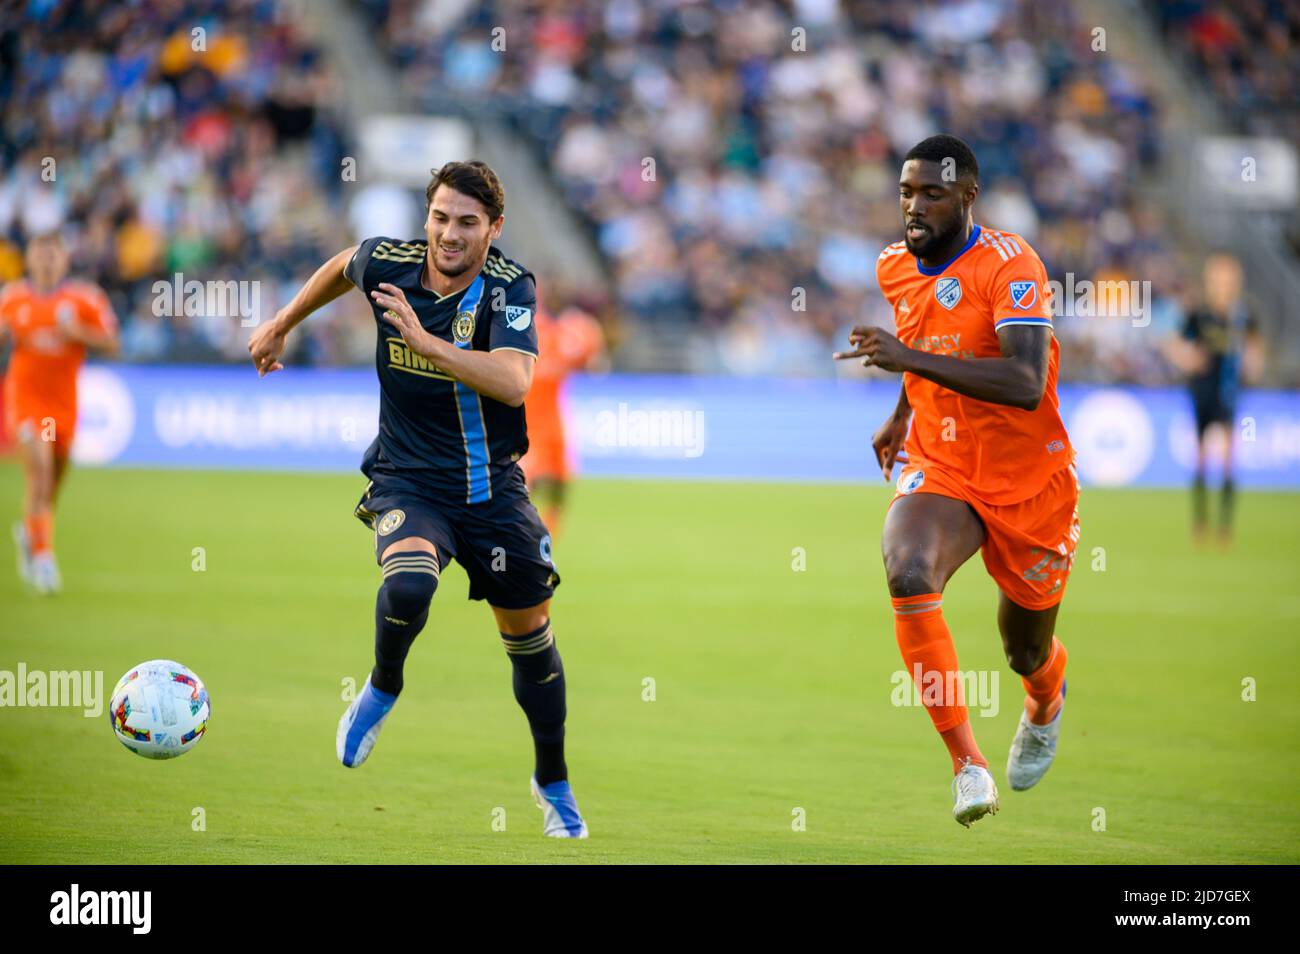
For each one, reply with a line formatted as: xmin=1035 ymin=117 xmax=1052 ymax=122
xmin=521 ymin=431 xmax=569 ymax=483
xmin=3 ymin=394 xmax=76 ymax=453
xmin=891 ymin=461 xmax=1080 ymax=610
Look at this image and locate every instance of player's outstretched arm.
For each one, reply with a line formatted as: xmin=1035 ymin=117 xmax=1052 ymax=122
xmin=836 ymin=324 xmax=1050 ymax=411
xmin=371 ymin=282 xmax=534 ymax=407
xmin=248 ymin=244 xmax=358 ymax=377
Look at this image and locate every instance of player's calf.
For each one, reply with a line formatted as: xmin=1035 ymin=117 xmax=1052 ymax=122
xmin=372 ymin=548 xmax=440 ymax=695
xmin=505 ymin=622 xmax=588 ymax=836
xmin=337 ymin=550 xmax=439 ymax=768
xmin=501 ymin=619 xmax=568 ymax=786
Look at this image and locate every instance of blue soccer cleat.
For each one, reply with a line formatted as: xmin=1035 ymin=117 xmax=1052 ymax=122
xmin=530 ymin=776 xmax=589 ymax=838
xmin=336 ymin=676 xmax=397 ymax=768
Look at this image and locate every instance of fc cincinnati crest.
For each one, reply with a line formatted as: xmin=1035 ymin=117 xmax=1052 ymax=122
xmin=377 ymin=509 xmax=406 ymax=536
xmin=897 ymin=469 xmax=925 ymax=495
xmin=934 ymin=278 xmax=962 ymax=310
xmin=453 ymin=310 xmax=476 ymax=344
xmin=1009 ymin=280 xmax=1037 ymax=309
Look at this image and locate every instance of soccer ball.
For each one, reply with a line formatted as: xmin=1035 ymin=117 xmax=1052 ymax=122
xmin=108 ymin=660 xmax=211 ymax=759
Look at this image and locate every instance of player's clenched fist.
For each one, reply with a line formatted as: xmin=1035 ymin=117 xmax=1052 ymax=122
xmin=834 ymin=324 xmax=910 ymax=373
xmin=248 ymin=313 xmax=288 ymax=377
xmin=372 ymin=283 xmax=436 ymax=357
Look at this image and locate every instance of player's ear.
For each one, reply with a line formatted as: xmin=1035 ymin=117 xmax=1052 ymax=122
xmin=490 ymin=215 xmax=504 ymax=240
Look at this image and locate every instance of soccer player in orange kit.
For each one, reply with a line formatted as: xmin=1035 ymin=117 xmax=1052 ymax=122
xmin=835 ymin=136 xmax=1078 ymax=827
xmin=519 ymin=294 xmax=605 ymax=534
xmin=1 ymin=233 xmax=119 ymax=593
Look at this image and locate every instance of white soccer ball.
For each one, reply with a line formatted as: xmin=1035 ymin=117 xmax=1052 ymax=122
xmin=108 ymin=660 xmax=211 ymax=759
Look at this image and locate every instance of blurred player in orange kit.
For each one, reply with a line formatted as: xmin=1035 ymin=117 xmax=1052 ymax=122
xmin=519 ymin=288 xmax=606 ymax=534
xmin=0 ymin=233 xmax=120 ymax=593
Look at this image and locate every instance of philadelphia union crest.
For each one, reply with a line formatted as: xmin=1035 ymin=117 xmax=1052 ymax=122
xmin=453 ymin=309 xmax=476 ymax=344
xmin=377 ymin=509 xmax=406 ymax=536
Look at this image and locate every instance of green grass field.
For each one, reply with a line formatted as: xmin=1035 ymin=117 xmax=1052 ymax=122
xmin=1 ymin=462 xmax=1297 ymax=864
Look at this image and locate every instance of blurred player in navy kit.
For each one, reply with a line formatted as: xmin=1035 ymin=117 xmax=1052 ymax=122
xmin=1176 ymin=252 xmax=1262 ymax=545
xmin=247 ymin=160 xmax=587 ymax=838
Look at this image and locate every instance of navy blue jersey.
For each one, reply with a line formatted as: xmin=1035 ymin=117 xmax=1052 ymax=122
xmin=1182 ymin=303 xmax=1255 ymax=409
xmin=345 ymin=237 xmax=539 ymax=503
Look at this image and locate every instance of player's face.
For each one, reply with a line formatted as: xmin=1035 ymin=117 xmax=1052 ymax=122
xmin=425 ymin=186 xmax=504 ymax=279
xmin=898 ymin=160 xmax=972 ymax=258
xmin=26 ymin=237 xmax=69 ymax=288
xmin=1204 ymin=254 xmax=1243 ymax=311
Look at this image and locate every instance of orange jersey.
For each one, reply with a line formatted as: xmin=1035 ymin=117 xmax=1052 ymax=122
xmin=876 ymin=225 xmax=1072 ymax=505
xmin=1 ymin=282 xmax=116 ymax=405
xmin=522 ymin=307 xmax=604 ymax=482
xmin=529 ymin=306 xmax=604 ymax=432
xmin=1 ymin=280 xmax=117 ymax=432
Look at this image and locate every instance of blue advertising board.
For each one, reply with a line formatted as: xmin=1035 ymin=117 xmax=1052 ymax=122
xmin=68 ymin=365 xmax=1300 ymax=489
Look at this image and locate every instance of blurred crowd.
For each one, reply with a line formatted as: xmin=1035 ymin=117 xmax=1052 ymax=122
xmin=362 ymin=0 xmax=1208 ymax=382
xmin=1148 ymin=0 xmax=1300 ymax=146
xmin=0 ymin=0 xmax=1282 ymax=384
xmin=0 ymin=0 xmax=366 ymax=365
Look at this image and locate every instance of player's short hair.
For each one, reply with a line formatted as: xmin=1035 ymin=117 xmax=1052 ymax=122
xmin=425 ymin=160 xmax=505 ymax=221
xmin=904 ymin=135 xmax=980 ymax=185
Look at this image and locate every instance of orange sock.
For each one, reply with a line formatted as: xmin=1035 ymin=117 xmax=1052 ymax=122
xmin=892 ymin=593 xmax=987 ymax=774
xmin=26 ymin=511 xmax=53 ymax=557
xmin=1022 ymin=636 xmax=1068 ymax=725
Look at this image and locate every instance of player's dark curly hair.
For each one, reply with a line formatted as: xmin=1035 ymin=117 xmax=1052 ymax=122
xmin=904 ymin=135 xmax=980 ymax=185
xmin=425 ymin=160 xmax=505 ymax=221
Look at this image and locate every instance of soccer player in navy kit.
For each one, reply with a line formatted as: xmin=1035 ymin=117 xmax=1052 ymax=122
xmin=247 ymin=160 xmax=587 ymax=838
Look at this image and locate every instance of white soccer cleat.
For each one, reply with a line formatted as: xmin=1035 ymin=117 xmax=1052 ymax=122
xmin=951 ymin=758 xmax=999 ymax=828
xmin=336 ymin=676 xmax=397 ymax=768
xmin=12 ymin=522 xmax=31 ymax=584
xmin=530 ymin=776 xmax=589 ymax=839
xmin=1007 ymin=685 xmax=1065 ymax=791
xmin=30 ymin=552 xmax=61 ymax=595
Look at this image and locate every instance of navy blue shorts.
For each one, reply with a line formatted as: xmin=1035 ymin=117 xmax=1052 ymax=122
xmin=354 ymin=467 xmax=559 ymax=610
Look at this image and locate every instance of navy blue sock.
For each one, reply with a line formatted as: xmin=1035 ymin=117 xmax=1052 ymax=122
xmin=501 ymin=621 xmax=567 ymax=785
xmin=372 ymin=551 xmax=439 ymax=696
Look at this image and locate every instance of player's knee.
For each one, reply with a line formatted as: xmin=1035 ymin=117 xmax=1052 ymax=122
xmin=1004 ymin=643 xmax=1049 ymax=675
xmin=378 ymin=554 xmax=440 ymax=620
xmin=501 ymin=619 xmax=562 ymax=683
xmin=884 ymin=548 xmax=943 ymax=597
xmin=502 ymin=621 xmax=565 ymax=739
